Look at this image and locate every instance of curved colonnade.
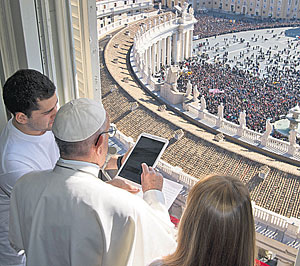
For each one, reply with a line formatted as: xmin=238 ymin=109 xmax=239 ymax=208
xmin=133 ymin=11 xmax=195 ymax=76
xmin=100 ymin=13 xmax=300 ymax=265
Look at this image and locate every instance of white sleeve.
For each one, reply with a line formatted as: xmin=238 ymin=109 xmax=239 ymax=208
xmin=143 ymin=190 xmax=171 ymax=225
xmin=0 ymin=160 xmax=34 ymax=197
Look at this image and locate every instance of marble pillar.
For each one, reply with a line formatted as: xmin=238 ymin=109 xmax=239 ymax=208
xmin=151 ymin=43 xmax=155 ymax=74
xmin=147 ymin=47 xmax=151 ymax=75
xmin=188 ymin=29 xmax=193 ymax=58
xmin=172 ymin=32 xmax=178 ymax=64
xmin=178 ymin=29 xmax=183 ymax=63
xmin=144 ymin=52 xmax=147 ymax=74
xmin=183 ymin=31 xmax=187 ymax=60
xmin=161 ymin=38 xmax=166 ymax=67
xmin=157 ymin=40 xmax=161 ymax=72
xmin=167 ymin=36 xmax=172 ymax=66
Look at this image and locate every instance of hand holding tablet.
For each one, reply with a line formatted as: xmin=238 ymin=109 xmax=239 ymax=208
xmin=141 ymin=163 xmax=163 ymax=192
xmin=116 ymin=133 xmax=183 ymax=209
xmin=116 ymin=133 xmax=169 ymax=185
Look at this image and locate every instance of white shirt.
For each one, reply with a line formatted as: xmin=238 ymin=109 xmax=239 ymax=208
xmin=0 ymin=119 xmax=59 ymax=266
xmin=9 ymin=159 xmax=176 ymax=266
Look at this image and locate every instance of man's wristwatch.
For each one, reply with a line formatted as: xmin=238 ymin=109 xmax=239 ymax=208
xmin=117 ymin=155 xmax=124 ymax=169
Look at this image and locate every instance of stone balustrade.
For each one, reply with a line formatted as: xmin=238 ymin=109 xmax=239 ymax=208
xmin=114 ymin=128 xmax=300 ymax=243
xmin=97 ymin=10 xmax=157 ymax=39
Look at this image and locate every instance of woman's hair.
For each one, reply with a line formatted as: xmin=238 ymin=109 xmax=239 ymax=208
xmin=163 ymin=174 xmax=255 ymax=266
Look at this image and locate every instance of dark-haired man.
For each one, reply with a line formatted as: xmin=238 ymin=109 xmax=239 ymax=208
xmin=0 ymin=69 xmax=59 ymax=265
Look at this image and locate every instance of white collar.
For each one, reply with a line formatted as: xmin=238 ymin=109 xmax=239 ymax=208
xmin=56 ymin=158 xmax=100 ymax=178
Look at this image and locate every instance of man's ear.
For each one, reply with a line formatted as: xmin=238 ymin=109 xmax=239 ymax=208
xmin=15 ymin=112 xmax=29 ymax=125
xmin=95 ymin=135 xmax=104 ymax=156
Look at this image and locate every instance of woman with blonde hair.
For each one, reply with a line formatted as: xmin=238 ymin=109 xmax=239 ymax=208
xmin=150 ymin=174 xmax=255 ymax=266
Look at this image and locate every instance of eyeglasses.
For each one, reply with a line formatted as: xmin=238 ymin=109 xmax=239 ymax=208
xmin=95 ymin=124 xmax=117 ymax=146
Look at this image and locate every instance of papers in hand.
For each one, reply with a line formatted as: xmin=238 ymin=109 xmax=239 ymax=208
xmin=162 ymin=179 xmax=183 ymax=210
xmin=136 ymin=178 xmax=183 ymax=210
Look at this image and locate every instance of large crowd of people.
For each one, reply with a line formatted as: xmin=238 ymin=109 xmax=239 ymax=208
xmin=177 ymin=57 xmax=300 ymax=133
xmin=193 ymin=14 xmax=300 ymax=39
xmin=176 ymin=14 xmax=300 ymax=134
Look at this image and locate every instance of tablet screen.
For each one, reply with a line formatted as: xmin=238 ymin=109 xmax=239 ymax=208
xmin=118 ymin=136 xmax=166 ymax=184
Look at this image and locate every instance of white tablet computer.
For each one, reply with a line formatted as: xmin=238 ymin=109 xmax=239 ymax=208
xmin=116 ymin=133 xmax=169 ymax=185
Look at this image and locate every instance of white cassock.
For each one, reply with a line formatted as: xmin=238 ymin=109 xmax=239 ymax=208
xmin=9 ymin=159 xmax=176 ymax=266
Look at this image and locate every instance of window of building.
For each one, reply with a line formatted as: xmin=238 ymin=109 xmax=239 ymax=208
xmin=226 ymin=3 xmax=228 ymax=6
xmin=124 ymin=1 xmax=127 ymax=4
xmin=215 ymin=2 xmax=217 ymax=4
xmin=208 ymin=2 xmax=211 ymax=4
xmin=114 ymin=3 xmax=117 ymax=7
xmin=250 ymin=7 xmax=252 ymax=10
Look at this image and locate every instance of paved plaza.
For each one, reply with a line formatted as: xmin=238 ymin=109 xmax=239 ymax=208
xmin=195 ymin=27 xmax=300 ymax=78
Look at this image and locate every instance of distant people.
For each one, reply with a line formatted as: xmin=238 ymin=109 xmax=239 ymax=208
xmin=150 ymin=174 xmax=255 ymax=266
xmin=193 ymin=14 xmax=300 ymax=40
xmin=182 ymin=14 xmax=300 ymax=137
xmin=0 ymin=69 xmax=59 ymax=266
xmin=9 ymin=98 xmax=176 ymax=266
xmin=177 ymin=56 xmax=299 ymax=134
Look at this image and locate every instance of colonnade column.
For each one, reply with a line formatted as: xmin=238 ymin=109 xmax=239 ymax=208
xmin=188 ymin=29 xmax=193 ymax=58
xmin=161 ymin=38 xmax=166 ymax=67
xmin=172 ymin=32 xmax=177 ymax=65
xmin=183 ymin=31 xmax=187 ymax=60
xmin=144 ymin=52 xmax=147 ymax=74
xmin=166 ymin=36 xmax=171 ymax=66
xmin=178 ymin=28 xmax=183 ymax=63
xmin=157 ymin=40 xmax=161 ymax=73
xmin=151 ymin=43 xmax=155 ymax=75
xmin=184 ymin=30 xmax=190 ymax=59
xmin=147 ymin=47 xmax=151 ymax=75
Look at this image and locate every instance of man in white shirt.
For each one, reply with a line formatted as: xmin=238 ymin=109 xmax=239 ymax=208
xmin=0 ymin=69 xmax=60 ymax=266
xmin=9 ymin=98 xmax=176 ymax=266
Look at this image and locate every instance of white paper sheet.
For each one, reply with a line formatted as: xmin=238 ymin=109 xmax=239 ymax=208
xmin=162 ymin=178 xmax=183 ymax=210
xmin=132 ymin=178 xmax=183 ymax=210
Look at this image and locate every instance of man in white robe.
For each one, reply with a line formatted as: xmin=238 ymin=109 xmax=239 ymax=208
xmin=9 ymin=98 xmax=176 ymax=266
